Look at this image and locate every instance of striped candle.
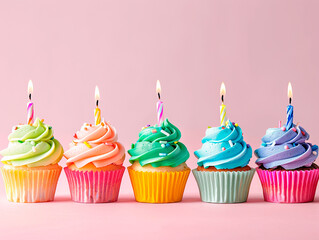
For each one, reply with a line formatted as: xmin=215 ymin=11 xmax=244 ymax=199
xmin=286 ymin=82 xmax=293 ymax=130
xmin=220 ymin=82 xmax=227 ymax=126
xmin=27 ymin=101 xmax=34 ymax=125
xmin=27 ymin=80 xmax=34 ymax=125
xmin=94 ymin=107 xmax=101 ymax=125
xmin=286 ymin=104 xmax=293 ymax=130
xmin=220 ymin=104 xmax=226 ymax=126
xmin=94 ymin=86 xmax=101 ymax=125
xmin=157 ymin=100 xmax=164 ymax=125
xmin=156 ymin=80 xmax=164 ymax=125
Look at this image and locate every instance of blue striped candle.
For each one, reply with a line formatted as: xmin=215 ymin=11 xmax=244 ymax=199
xmin=286 ymin=104 xmax=293 ymax=130
xmin=286 ymin=82 xmax=293 ymax=130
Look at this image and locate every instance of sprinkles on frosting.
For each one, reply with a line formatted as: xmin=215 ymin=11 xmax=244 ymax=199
xmin=83 ymin=141 xmax=92 ymax=148
xmin=161 ymin=130 xmax=170 ymax=136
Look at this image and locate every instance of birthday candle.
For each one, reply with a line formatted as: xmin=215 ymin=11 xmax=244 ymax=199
xmin=156 ymin=80 xmax=164 ymax=125
xmin=286 ymin=82 xmax=293 ymax=130
xmin=94 ymin=86 xmax=101 ymax=125
xmin=27 ymin=80 xmax=34 ymax=125
xmin=220 ymin=82 xmax=227 ymax=126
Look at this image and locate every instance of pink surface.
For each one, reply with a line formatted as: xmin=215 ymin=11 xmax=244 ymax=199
xmin=1 ymin=0 xmax=319 ymax=239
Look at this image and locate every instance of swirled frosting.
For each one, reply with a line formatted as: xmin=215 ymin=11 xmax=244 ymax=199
xmin=128 ymin=119 xmax=189 ymax=167
xmin=0 ymin=118 xmax=63 ymax=167
xmin=194 ymin=121 xmax=252 ymax=169
xmin=255 ymin=125 xmax=318 ymax=169
xmin=64 ymin=121 xmax=125 ymax=168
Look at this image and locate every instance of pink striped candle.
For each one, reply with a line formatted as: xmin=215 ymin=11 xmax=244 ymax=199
xmin=156 ymin=80 xmax=164 ymax=125
xmin=27 ymin=80 xmax=34 ymax=125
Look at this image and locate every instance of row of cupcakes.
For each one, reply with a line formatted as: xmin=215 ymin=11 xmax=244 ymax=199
xmin=0 ymin=81 xmax=318 ymax=204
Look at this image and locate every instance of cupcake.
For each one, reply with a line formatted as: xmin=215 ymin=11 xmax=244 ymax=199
xmin=0 ymin=118 xmax=64 ymax=203
xmin=64 ymin=121 xmax=125 ymax=203
xmin=193 ymin=121 xmax=255 ymax=203
xmin=255 ymin=124 xmax=319 ymax=203
xmin=128 ymin=118 xmax=190 ymax=203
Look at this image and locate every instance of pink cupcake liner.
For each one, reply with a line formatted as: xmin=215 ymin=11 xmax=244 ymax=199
xmin=64 ymin=166 xmax=125 ymax=203
xmin=256 ymin=168 xmax=319 ymax=203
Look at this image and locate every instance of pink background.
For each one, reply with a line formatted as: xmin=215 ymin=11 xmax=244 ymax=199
xmin=1 ymin=0 xmax=319 ymax=239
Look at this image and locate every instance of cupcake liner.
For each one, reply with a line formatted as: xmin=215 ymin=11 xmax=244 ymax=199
xmin=256 ymin=168 xmax=319 ymax=203
xmin=64 ymin=166 xmax=125 ymax=203
xmin=1 ymin=165 xmax=62 ymax=203
xmin=192 ymin=169 xmax=255 ymax=203
xmin=128 ymin=167 xmax=190 ymax=203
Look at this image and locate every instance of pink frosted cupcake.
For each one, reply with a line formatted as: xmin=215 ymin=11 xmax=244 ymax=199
xmin=255 ymin=124 xmax=319 ymax=203
xmin=64 ymin=121 xmax=125 ymax=203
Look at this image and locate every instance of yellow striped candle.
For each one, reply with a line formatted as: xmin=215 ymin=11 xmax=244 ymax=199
xmin=94 ymin=86 xmax=101 ymax=125
xmin=220 ymin=82 xmax=227 ymax=126
xmin=220 ymin=103 xmax=226 ymax=126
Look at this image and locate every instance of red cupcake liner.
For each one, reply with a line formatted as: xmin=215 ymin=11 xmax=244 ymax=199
xmin=64 ymin=166 xmax=125 ymax=203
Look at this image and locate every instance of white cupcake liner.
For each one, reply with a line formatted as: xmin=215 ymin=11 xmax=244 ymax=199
xmin=192 ymin=169 xmax=255 ymax=203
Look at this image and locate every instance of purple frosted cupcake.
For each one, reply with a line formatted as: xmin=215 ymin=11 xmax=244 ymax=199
xmin=255 ymin=124 xmax=319 ymax=203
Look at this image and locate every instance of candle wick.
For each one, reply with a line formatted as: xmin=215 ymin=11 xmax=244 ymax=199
xmin=96 ymin=100 xmax=99 ymax=107
xmin=29 ymin=93 xmax=32 ymax=101
xmin=289 ymin=97 xmax=292 ymax=105
xmin=221 ymin=95 xmax=224 ymax=104
xmin=158 ymin=92 xmax=161 ymax=100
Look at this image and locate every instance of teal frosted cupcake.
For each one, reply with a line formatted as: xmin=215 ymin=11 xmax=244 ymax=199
xmin=193 ymin=121 xmax=255 ymax=203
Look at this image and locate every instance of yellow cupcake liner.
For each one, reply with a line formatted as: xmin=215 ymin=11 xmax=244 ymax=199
xmin=1 ymin=165 xmax=62 ymax=203
xmin=128 ymin=167 xmax=190 ymax=203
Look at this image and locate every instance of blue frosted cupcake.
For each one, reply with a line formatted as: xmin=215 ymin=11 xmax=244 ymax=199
xmin=193 ymin=121 xmax=255 ymax=203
